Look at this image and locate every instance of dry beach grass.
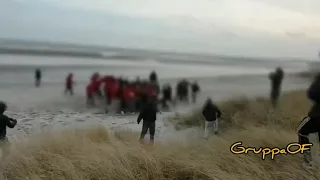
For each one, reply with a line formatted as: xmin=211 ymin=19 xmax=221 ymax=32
xmin=0 ymin=90 xmax=319 ymax=180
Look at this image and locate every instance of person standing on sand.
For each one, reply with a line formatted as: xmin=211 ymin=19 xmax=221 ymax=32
xmin=161 ymin=83 xmax=172 ymax=110
xmin=65 ymin=73 xmax=75 ymax=96
xmin=137 ymin=99 xmax=159 ymax=145
xmin=0 ymin=101 xmax=17 ymax=160
xmin=202 ymin=98 xmax=222 ymax=139
xmin=268 ymin=67 xmax=284 ymax=107
xmin=297 ymin=73 xmax=320 ymax=167
xmin=149 ymin=70 xmax=158 ymax=84
xmin=34 ymin=68 xmax=42 ymax=87
xmin=191 ymin=81 xmax=200 ymax=104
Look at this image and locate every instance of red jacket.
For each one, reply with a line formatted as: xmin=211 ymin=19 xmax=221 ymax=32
xmin=147 ymin=86 xmax=158 ymax=99
xmin=92 ymin=80 xmax=101 ymax=93
xmin=124 ymin=87 xmax=136 ymax=102
xmin=86 ymin=84 xmax=93 ymax=97
xmin=108 ymin=82 xmax=119 ymax=99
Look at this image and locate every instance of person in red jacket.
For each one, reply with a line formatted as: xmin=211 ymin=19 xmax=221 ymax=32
xmin=124 ymin=84 xmax=137 ymax=113
xmin=65 ymin=73 xmax=75 ymax=96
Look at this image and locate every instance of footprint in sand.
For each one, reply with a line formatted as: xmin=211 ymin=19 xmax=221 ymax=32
xmin=20 ymin=118 xmax=33 ymax=123
xmin=75 ymin=119 xmax=85 ymax=122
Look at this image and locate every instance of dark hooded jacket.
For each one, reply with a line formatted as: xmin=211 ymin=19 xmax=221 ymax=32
xmin=137 ymin=100 xmax=159 ymax=124
xmin=0 ymin=102 xmax=17 ymax=140
xmin=202 ymin=99 xmax=222 ymax=121
xmin=269 ymin=68 xmax=284 ymax=99
xmin=191 ymin=82 xmax=200 ymax=93
xmin=307 ymin=73 xmax=320 ymax=117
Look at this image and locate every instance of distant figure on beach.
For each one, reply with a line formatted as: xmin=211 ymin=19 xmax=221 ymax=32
xmin=268 ymin=67 xmax=284 ymax=107
xmin=297 ymin=73 xmax=320 ymax=167
xmin=161 ymin=83 xmax=172 ymax=110
xmin=191 ymin=81 xmax=200 ymax=104
xmin=202 ymin=98 xmax=222 ymax=139
xmin=34 ymin=68 xmax=42 ymax=87
xmin=86 ymin=83 xmax=94 ymax=106
xmin=137 ymin=99 xmax=159 ymax=145
xmin=65 ymin=73 xmax=75 ymax=96
xmin=0 ymin=101 xmax=17 ymax=160
xmin=176 ymin=79 xmax=190 ymax=103
xmin=149 ymin=71 xmax=158 ymax=83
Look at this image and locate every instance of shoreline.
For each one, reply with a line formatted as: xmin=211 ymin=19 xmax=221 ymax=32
xmin=0 ymin=71 xmax=311 ymax=144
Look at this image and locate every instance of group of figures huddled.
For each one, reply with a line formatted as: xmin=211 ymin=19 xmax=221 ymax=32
xmin=84 ymin=71 xmax=201 ymax=114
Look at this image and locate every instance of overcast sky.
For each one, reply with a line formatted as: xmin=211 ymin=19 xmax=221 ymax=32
xmin=1 ymin=0 xmax=320 ymax=59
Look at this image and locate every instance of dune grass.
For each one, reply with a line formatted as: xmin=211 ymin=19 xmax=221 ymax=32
xmin=0 ymin=90 xmax=319 ymax=180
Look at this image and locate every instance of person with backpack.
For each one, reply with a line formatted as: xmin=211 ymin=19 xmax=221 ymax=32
xmin=202 ymin=98 xmax=222 ymax=139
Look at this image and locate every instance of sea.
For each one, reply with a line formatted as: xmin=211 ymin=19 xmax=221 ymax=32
xmin=0 ymin=40 xmax=311 ymax=88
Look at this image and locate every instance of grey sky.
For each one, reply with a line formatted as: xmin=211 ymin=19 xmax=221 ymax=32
xmin=1 ymin=0 xmax=320 ymax=59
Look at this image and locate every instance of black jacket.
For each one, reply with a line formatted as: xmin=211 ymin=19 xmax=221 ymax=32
xmin=269 ymin=70 xmax=284 ymax=96
xmin=202 ymin=101 xmax=222 ymax=121
xmin=137 ymin=101 xmax=158 ymax=123
xmin=35 ymin=69 xmax=42 ymax=79
xmin=307 ymin=74 xmax=320 ymax=117
xmin=0 ymin=114 xmax=17 ymax=140
xmin=191 ymin=83 xmax=200 ymax=93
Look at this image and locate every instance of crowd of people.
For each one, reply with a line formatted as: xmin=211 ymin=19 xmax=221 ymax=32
xmin=1 ymin=66 xmax=319 ymax=167
xmin=84 ymin=71 xmax=201 ymax=114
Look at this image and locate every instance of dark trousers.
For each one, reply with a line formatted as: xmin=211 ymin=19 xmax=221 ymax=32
xmin=270 ymin=89 xmax=280 ymax=107
xmin=87 ymin=96 xmax=94 ymax=106
xmin=65 ymin=87 xmax=73 ymax=96
xmin=140 ymin=121 xmax=156 ymax=143
xmin=297 ymin=116 xmax=320 ymax=163
xmin=161 ymin=97 xmax=171 ymax=110
xmin=119 ymin=97 xmax=127 ymax=113
xmin=192 ymin=92 xmax=197 ymax=104
xmin=35 ymin=78 xmax=41 ymax=87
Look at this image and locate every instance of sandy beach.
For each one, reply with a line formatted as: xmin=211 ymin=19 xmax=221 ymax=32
xmin=0 ymin=69 xmax=311 ymax=144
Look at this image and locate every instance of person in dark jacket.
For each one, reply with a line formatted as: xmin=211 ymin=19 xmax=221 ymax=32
xmin=191 ymin=81 xmax=200 ymax=104
xmin=161 ymin=84 xmax=172 ymax=110
xmin=65 ymin=73 xmax=75 ymax=96
xmin=202 ymin=98 xmax=222 ymax=138
xmin=268 ymin=67 xmax=284 ymax=107
xmin=149 ymin=70 xmax=158 ymax=83
xmin=137 ymin=100 xmax=159 ymax=145
xmin=34 ymin=68 xmax=42 ymax=87
xmin=0 ymin=101 xmax=17 ymax=160
xmin=297 ymin=73 xmax=320 ymax=166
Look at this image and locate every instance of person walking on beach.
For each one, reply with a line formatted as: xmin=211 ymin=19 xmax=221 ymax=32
xmin=161 ymin=83 xmax=172 ymax=110
xmin=65 ymin=73 xmax=75 ymax=96
xmin=202 ymin=98 xmax=222 ymax=139
xmin=149 ymin=70 xmax=158 ymax=84
xmin=0 ymin=101 xmax=17 ymax=160
xmin=34 ymin=68 xmax=42 ymax=87
xmin=137 ymin=99 xmax=159 ymax=145
xmin=297 ymin=73 xmax=320 ymax=167
xmin=268 ymin=67 xmax=284 ymax=107
xmin=191 ymin=81 xmax=200 ymax=104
